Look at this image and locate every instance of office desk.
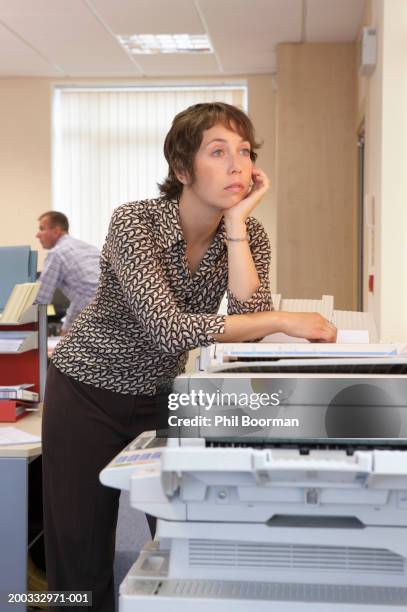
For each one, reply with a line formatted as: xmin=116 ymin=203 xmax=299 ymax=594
xmin=0 ymin=408 xmax=42 ymax=612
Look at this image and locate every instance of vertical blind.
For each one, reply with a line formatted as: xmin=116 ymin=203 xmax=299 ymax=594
xmin=53 ymin=86 xmax=246 ymax=247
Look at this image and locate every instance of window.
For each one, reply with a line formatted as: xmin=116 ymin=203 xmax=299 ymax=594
xmin=52 ymin=85 xmax=246 ymax=247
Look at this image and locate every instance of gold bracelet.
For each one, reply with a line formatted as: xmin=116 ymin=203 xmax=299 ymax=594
xmin=225 ymin=234 xmax=249 ymax=242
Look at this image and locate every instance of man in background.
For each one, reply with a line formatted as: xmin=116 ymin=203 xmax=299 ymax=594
xmin=35 ymin=211 xmax=100 ymax=333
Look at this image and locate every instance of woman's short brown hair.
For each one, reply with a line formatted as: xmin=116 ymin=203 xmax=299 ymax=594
xmin=158 ymin=102 xmax=261 ymax=200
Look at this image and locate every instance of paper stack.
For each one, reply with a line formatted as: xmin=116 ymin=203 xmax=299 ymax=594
xmin=0 ymin=283 xmax=40 ymax=324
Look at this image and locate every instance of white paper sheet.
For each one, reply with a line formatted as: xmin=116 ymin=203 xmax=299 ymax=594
xmin=0 ymin=426 xmax=41 ymax=446
xmin=336 ymin=330 xmax=370 ymax=344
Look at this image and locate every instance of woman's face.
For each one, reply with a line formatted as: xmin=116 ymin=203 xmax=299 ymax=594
xmin=183 ymin=122 xmax=254 ymax=210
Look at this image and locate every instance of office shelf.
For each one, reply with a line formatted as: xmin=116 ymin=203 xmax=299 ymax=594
xmin=0 ymin=305 xmax=47 ymax=401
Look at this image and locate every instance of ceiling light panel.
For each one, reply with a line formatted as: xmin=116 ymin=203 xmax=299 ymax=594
xmin=118 ymin=33 xmax=212 ymax=54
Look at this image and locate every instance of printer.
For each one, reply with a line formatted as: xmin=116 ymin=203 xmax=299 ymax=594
xmin=101 ymin=433 xmax=407 ymax=611
xmin=199 ymin=293 xmax=407 ymax=376
xmin=101 ymin=377 xmax=407 ymax=611
xmin=100 ymin=296 xmax=407 ymax=610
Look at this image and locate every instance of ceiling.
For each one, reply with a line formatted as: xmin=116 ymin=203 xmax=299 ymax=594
xmin=0 ymin=0 xmax=366 ymax=78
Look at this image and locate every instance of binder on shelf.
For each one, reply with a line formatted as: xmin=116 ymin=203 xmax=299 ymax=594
xmin=0 ymin=283 xmax=40 ymax=325
xmin=0 ymin=331 xmax=38 ymax=353
xmin=0 ymin=303 xmax=47 ymax=402
xmin=0 ymin=246 xmax=38 ymax=310
xmin=0 ymin=385 xmax=39 ymax=402
xmin=0 ymin=304 xmax=38 ymax=326
xmin=0 ymin=400 xmax=28 ymax=423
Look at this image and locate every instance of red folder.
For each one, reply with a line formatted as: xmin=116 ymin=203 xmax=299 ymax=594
xmin=0 ymin=400 xmax=27 ymax=422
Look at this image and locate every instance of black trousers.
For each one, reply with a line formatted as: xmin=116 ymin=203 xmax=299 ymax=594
xmin=42 ymin=363 xmax=169 ymax=612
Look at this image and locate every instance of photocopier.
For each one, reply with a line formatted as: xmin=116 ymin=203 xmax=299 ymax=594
xmin=100 ymin=296 xmax=407 ymax=611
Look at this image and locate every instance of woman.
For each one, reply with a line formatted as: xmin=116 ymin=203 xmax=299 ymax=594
xmin=43 ymin=102 xmax=336 ymax=611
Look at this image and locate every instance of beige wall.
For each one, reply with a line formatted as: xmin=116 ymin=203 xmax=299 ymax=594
xmin=0 ymin=79 xmax=52 ymax=267
xmin=275 ymin=43 xmax=357 ymax=310
xmin=247 ymin=75 xmax=277 ymax=291
xmin=0 ymin=75 xmax=276 ymax=275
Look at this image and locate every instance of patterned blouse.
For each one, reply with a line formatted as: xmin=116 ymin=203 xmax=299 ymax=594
xmin=51 ymin=198 xmax=273 ymax=394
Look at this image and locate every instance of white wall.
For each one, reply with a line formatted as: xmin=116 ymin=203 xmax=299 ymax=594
xmin=380 ymin=0 xmax=407 ymax=341
xmin=362 ymin=0 xmax=407 ymax=341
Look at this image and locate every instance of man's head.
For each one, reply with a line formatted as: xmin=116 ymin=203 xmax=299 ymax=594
xmin=36 ymin=211 xmax=69 ymax=249
xmin=158 ymin=102 xmax=260 ymax=200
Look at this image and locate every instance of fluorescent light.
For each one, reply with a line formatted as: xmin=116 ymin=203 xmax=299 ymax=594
xmin=117 ymin=33 xmax=212 ymax=54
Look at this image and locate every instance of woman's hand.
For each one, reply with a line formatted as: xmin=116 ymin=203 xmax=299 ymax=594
xmin=223 ymin=168 xmax=270 ymax=229
xmin=280 ymin=312 xmax=337 ymax=343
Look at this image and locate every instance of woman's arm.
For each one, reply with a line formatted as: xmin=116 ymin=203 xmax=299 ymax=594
xmin=225 ymin=219 xmax=260 ymax=301
xmin=108 ymin=204 xmax=336 ymax=355
xmin=213 ymin=310 xmax=337 ymax=343
xmin=224 ymin=168 xmax=269 ymax=301
xmin=221 ymin=168 xmax=336 ymax=342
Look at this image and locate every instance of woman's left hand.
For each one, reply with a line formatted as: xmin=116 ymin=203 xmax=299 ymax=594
xmin=223 ymin=168 xmax=270 ymax=227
